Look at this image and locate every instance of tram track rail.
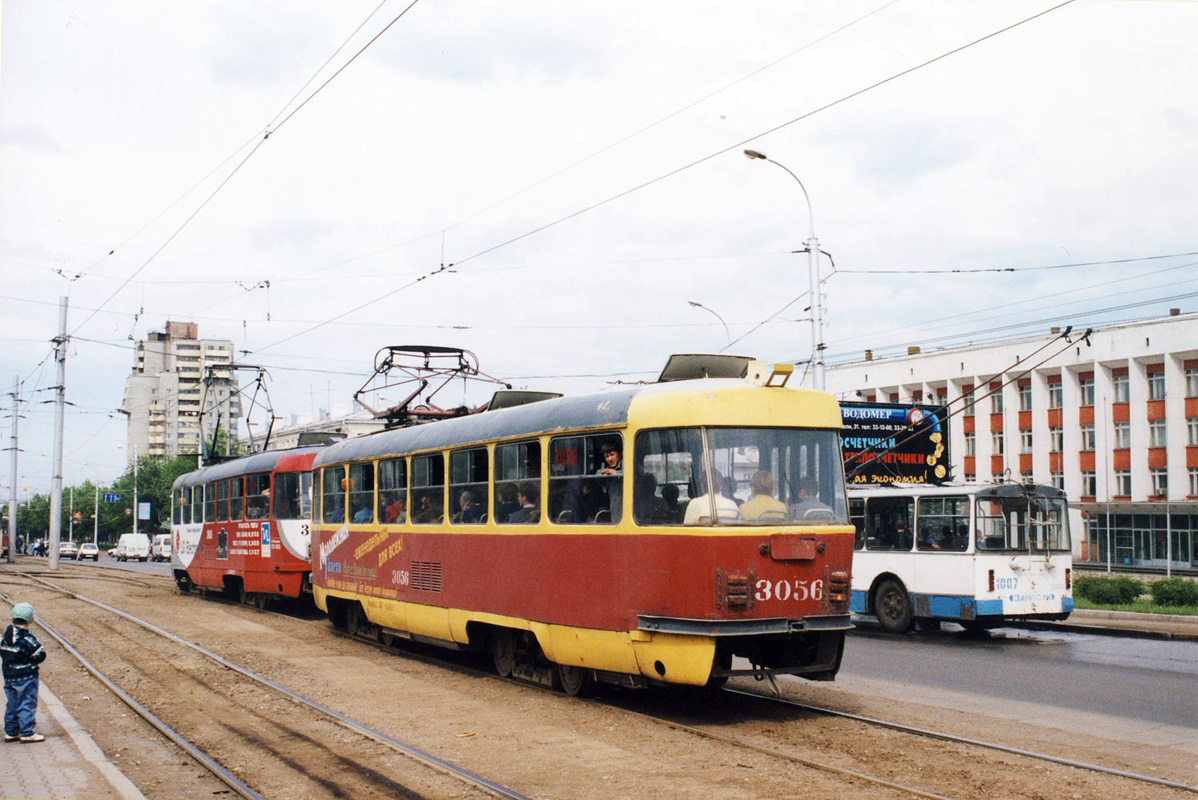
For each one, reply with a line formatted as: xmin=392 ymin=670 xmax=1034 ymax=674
xmin=2 ymin=571 xmax=531 ymax=800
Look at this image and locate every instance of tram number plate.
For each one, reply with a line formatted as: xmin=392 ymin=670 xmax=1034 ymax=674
xmin=755 ymin=579 xmax=823 ymax=603
xmin=392 ymin=570 xmax=410 ymax=586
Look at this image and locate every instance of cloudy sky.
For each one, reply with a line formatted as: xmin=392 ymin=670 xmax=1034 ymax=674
xmin=2 ymin=0 xmax=1196 ymax=490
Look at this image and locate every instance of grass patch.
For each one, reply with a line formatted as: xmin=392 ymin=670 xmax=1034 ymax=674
xmin=1073 ymin=597 xmax=1198 ymax=616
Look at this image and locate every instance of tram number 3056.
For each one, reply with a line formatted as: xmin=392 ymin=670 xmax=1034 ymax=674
xmin=755 ymin=579 xmax=823 ymax=603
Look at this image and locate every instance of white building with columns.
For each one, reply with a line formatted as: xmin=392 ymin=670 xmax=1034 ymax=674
xmin=823 ymin=311 xmax=1198 ymax=573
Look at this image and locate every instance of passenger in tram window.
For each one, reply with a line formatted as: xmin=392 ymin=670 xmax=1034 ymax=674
xmin=352 ymin=504 xmax=373 ymax=524
xmin=721 ymin=476 xmax=743 ymax=506
xmin=382 ymin=492 xmax=406 ymax=524
xmin=683 ymin=468 xmax=739 ymax=524
xmin=506 ymin=483 xmax=540 ymax=523
xmin=413 ymin=495 xmax=438 ymax=524
xmin=740 ymin=470 xmax=786 ymax=521
xmin=596 ymin=443 xmax=622 ymax=476
xmin=456 ymin=491 xmax=484 ymax=523
xmin=634 ymin=473 xmax=667 ymax=523
xmin=789 ymin=477 xmax=833 ymax=520
xmin=495 ymin=484 xmax=521 ymax=523
xmin=660 ymin=484 xmax=682 ymax=521
xmin=247 ymin=489 xmax=270 ymax=520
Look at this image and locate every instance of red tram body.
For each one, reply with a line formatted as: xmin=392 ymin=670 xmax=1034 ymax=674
xmin=171 ymin=448 xmax=319 ymax=605
xmin=311 ymin=377 xmax=854 ymax=690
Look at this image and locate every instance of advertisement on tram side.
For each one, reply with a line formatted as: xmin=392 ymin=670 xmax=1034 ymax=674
xmin=840 ymin=402 xmax=950 ymax=485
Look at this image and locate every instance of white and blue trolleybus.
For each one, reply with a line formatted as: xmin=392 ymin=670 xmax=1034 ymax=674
xmin=848 ymin=482 xmax=1073 ymax=633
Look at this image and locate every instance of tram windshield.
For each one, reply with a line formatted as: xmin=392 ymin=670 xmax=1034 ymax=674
xmin=975 ymin=490 xmax=1070 ymax=552
xmin=635 ymin=427 xmax=847 ymax=526
xmin=273 ymin=471 xmax=312 ymax=520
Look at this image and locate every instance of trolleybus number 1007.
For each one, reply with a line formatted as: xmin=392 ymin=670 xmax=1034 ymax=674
xmin=755 ymin=579 xmax=823 ymax=603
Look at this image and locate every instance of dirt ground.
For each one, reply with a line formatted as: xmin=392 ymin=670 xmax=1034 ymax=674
xmin=4 ymin=563 xmax=1194 ymax=800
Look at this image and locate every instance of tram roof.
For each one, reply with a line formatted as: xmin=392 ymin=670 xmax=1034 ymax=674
xmin=312 ymin=378 xmax=828 ymax=467
xmin=171 ymin=446 xmax=325 ymax=490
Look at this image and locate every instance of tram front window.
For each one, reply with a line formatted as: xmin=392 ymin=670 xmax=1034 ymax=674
xmin=634 ymin=427 xmax=847 ymax=526
xmin=976 ymin=490 xmax=1070 ymax=552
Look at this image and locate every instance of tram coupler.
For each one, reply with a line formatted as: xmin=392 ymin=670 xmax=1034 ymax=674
xmin=752 ymin=664 xmax=782 ymax=696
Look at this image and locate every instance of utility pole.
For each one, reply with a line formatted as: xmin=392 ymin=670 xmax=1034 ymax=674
xmin=48 ymin=297 xmax=68 ymax=570
xmin=6 ymin=376 xmax=18 ymax=563
xmin=132 ymin=445 xmax=139 ymax=537
xmin=94 ymin=484 xmax=100 ymax=545
xmin=69 ymin=486 xmax=74 ymax=544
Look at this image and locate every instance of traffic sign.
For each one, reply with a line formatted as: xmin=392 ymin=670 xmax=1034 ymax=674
xmin=103 ymin=493 xmax=121 ymax=503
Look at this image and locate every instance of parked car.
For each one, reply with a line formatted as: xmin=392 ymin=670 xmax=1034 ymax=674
xmin=115 ymin=533 xmax=151 ymax=562
xmin=151 ymin=534 xmax=172 ymax=562
xmin=60 ymin=541 xmax=79 ymax=559
xmin=78 ymin=542 xmax=100 ymax=561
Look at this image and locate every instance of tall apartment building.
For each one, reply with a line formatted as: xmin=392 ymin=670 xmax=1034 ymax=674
xmin=122 ymin=322 xmax=241 ymax=459
xmin=823 ymin=311 xmax=1198 ymax=572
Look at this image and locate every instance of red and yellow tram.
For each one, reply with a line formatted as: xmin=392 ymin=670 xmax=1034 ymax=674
xmin=171 ymin=448 xmax=320 ymax=607
xmin=311 ymin=370 xmax=854 ymax=692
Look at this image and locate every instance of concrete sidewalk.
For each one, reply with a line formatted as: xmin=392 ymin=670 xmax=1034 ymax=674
xmin=1 ymin=682 xmax=143 ymax=800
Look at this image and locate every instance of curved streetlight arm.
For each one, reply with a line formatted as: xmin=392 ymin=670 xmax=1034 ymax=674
xmin=688 ymin=300 xmax=731 ymax=345
xmin=744 ymin=149 xmax=814 ymax=240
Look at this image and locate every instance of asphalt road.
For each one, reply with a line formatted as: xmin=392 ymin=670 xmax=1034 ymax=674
xmin=834 ymin=620 xmax=1198 ymax=748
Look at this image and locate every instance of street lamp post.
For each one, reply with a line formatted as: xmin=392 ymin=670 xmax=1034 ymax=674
xmin=744 ymin=149 xmax=824 ymax=391
xmin=687 ymin=300 xmax=731 ymax=346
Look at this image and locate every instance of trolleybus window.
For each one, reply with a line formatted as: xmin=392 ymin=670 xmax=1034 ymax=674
xmin=246 ymin=473 xmax=271 ymax=520
xmin=548 ymin=433 xmax=622 ymax=524
xmin=635 ymin=427 xmax=847 ymax=526
xmin=411 ymin=454 xmax=445 ymax=524
xmin=204 ymin=483 xmax=216 ymax=523
xmin=850 ymin=498 xmax=866 ymax=549
xmin=229 ymin=476 xmax=244 ymax=521
xmin=861 ymin=496 xmax=913 ymax=550
xmin=377 ymin=458 xmax=407 ymax=524
xmin=216 ymin=480 xmax=230 ymax=523
xmin=450 ymin=448 xmax=488 ymax=524
xmin=976 ymin=490 xmax=1070 ymax=552
xmin=273 ymin=472 xmax=311 ymax=520
xmin=495 ymin=441 xmax=540 ymax=525
xmin=322 ymin=466 xmax=346 ymax=524
xmin=916 ymin=496 xmax=968 ymax=551
xmin=348 ymin=462 xmax=375 ymax=524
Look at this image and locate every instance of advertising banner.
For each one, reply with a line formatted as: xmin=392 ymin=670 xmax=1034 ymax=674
xmin=840 ymin=402 xmax=950 ymax=485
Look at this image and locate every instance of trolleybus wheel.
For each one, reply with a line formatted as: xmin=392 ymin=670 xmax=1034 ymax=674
xmin=492 ymin=629 xmax=517 ymax=678
xmin=557 ymin=664 xmax=593 ymax=697
xmin=874 ymin=578 xmax=914 ymax=634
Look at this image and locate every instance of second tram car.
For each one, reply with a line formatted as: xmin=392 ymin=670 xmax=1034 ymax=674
xmin=171 ymin=448 xmax=319 ymax=606
xmin=311 ymin=374 xmax=855 ymax=692
xmin=849 ymin=482 xmax=1073 ymax=633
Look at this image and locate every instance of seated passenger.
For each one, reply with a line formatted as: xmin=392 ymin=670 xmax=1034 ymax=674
xmin=739 ymin=470 xmax=786 ymax=521
xmin=506 ymin=483 xmax=540 ymax=523
xmin=660 ymin=484 xmax=682 ymax=521
xmin=683 ymin=469 xmax=739 ymax=524
xmin=789 ymin=478 xmax=833 ymax=519
xmin=456 ymin=490 xmax=484 ymax=523
xmin=635 ymin=473 xmax=667 ymax=522
xmin=383 ymin=492 xmax=406 ymax=524
xmin=495 ymin=483 xmax=521 ymax=523
xmin=352 ymin=504 xmax=372 ymax=523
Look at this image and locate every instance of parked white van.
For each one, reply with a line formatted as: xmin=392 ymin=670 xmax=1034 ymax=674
xmin=116 ymin=533 xmax=151 ymax=562
xmin=151 ymin=534 xmax=172 ymax=562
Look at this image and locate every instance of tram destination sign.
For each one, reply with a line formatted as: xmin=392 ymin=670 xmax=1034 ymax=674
xmin=839 ymin=402 xmax=950 ymax=485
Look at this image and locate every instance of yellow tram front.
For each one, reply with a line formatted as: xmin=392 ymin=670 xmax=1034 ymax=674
xmin=311 ymin=369 xmax=854 ymax=691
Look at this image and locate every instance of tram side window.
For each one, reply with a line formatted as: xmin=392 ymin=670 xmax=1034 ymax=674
xmin=549 ymin=433 xmax=622 ymax=525
xmin=246 ymin=473 xmax=271 ymax=520
xmin=273 ymin=472 xmax=311 ymax=520
xmin=348 ymin=462 xmax=375 ymax=524
xmin=495 ymin=441 xmax=541 ymax=525
xmin=863 ymin=496 xmax=913 ymax=550
xmin=635 ymin=429 xmax=701 ymax=525
xmin=173 ymin=488 xmax=184 ymax=525
xmin=450 ymin=448 xmax=489 ymax=524
xmin=216 ymin=480 xmax=230 ymax=523
xmin=322 ymin=466 xmax=346 ymax=524
xmin=916 ymin=496 xmax=968 ymax=551
xmin=850 ymin=498 xmax=866 ymax=550
xmin=229 ymin=476 xmax=244 ymax=521
xmin=190 ymin=486 xmax=202 ymax=524
xmin=204 ymin=483 xmax=216 ymax=523
xmin=377 ymin=458 xmax=407 ymax=524
xmin=411 ymin=454 xmax=445 ymax=524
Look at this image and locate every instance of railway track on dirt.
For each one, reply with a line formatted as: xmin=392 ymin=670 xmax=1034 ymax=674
xmin=1 ymin=571 xmax=529 ymax=800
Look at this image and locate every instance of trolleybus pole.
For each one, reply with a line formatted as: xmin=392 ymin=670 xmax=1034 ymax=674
xmin=744 ymin=149 xmax=824 ymax=391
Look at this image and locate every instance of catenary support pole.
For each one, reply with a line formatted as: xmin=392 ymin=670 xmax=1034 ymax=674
xmin=48 ymin=296 xmax=69 ymax=570
xmin=6 ymin=376 xmax=17 ymax=563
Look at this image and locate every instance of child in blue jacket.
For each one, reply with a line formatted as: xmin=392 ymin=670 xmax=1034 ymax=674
xmin=2 ymin=602 xmax=47 ymax=743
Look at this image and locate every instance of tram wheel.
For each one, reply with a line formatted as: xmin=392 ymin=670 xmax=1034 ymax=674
xmin=379 ymin=631 xmax=397 ymax=648
xmin=238 ymin=583 xmax=250 ymax=605
xmin=705 ymin=649 xmax=733 ymax=690
xmin=175 ymin=574 xmax=192 ymax=594
xmin=254 ymin=593 xmax=270 ymax=611
xmin=346 ymin=603 xmax=365 ymax=637
xmin=557 ymin=664 xmax=593 ymax=697
xmin=874 ymin=578 xmax=914 ymax=634
xmin=492 ymin=629 xmax=517 ymax=678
